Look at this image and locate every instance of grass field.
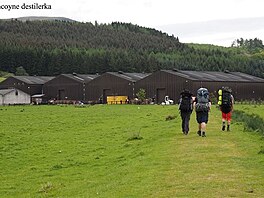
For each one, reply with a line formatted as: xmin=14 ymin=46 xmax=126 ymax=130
xmin=0 ymin=104 xmax=263 ymax=197
xmin=236 ymin=104 xmax=264 ymax=118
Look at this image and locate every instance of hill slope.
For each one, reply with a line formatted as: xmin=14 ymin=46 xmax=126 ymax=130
xmin=0 ymin=19 xmax=263 ymax=77
xmin=8 ymin=16 xmax=77 ymax=22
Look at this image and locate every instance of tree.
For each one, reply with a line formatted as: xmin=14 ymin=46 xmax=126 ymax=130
xmin=136 ymin=88 xmax=146 ymax=102
xmin=231 ymin=37 xmax=264 ymax=53
xmin=15 ymin=66 xmax=28 ymax=76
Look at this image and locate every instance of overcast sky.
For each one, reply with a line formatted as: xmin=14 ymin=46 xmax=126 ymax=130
xmin=1 ymin=0 xmax=264 ymax=46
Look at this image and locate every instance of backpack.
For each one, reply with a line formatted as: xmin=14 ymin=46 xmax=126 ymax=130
xmin=179 ymin=94 xmax=193 ymax=112
xmin=195 ymin=88 xmax=210 ymax=112
xmin=218 ymin=88 xmax=232 ymax=113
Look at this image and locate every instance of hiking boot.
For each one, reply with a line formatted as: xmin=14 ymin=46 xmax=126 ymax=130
xmin=227 ymin=125 xmax=230 ymax=131
xmin=197 ymin=131 xmax=201 ymax=136
xmin=222 ymin=125 xmax=225 ymax=131
xmin=202 ymin=132 xmax=206 ymax=137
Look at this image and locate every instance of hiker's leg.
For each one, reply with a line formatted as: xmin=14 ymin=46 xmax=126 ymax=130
xmin=196 ymin=112 xmax=202 ymax=131
xmin=198 ymin=123 xmax=202 ymax=131
xmin=227 ymin=112 xmax=232 ymax=131
xmin=196 ymin=112 xmax=203 ymax=136
xmin=201 ymin=122 xmax=206 ymax=131
xmin=222 ymin=111 xmax=227 ymax=122
xmin=222 ymin=111 xmax=226 ymax=131
xmin=184 ymin=112 xmax=191 ymax=133
xmin=181 ymin=111 xmax=186 ymax=133
xmin=201 ymin=112 xmax=208 ymax=137
xmin=201 ymin=122 xmax=207 ymax=137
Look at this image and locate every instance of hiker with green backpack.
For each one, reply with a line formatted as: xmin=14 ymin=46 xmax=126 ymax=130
xmin=193 ymin=87 xmax=211 ymax=137
xmin=218 ymin=87 xmax=234 ymax=131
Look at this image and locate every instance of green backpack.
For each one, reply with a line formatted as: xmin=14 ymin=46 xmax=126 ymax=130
xmin=218 ymin=87 xmax=232 ymax=113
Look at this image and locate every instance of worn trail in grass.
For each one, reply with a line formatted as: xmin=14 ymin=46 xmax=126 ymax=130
xmin=0 ymin=105 xmax=263 ymax=197
xmin=161 ymin=107 xmax=264 ymax=197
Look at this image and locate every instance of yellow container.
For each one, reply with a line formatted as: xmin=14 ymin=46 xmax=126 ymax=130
xmin=218 ymin=89 xmax=222 ymax=95
xmin=107 ymin=96 xmax=128 ymax=104
xmin=218 ymin=96 xmax=222 ymax=101
xmin=218 ymin=101 xmax=222 ymax=105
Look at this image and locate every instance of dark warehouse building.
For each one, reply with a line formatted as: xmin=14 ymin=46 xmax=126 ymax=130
xmin=85 ymin=71 xmax=150 ymax=104
xmin=2 ymin=70 xmax=263 ymax=105
xmin=43 ymin=73 xmax=99 ymax=101
xmin=135 ymin=70 xmax=264 ymax=104
xmin=0 ymin=76 xmax=54 ymax=96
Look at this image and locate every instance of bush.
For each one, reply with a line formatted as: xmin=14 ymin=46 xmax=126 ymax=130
xmin=136 ymin=88 xmax=146 ymax=102
xmin=233 ymin=110 xmax=264 ymax=136
xmin=39 ymin=182 xmax=53 ymax=194
xmin=127 ymin=132 xmax=143 ymax=141
xmin=165 ymin=115 xmax=176 ymax=121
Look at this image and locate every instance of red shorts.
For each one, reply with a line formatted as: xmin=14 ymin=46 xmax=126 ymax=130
xmin=222 ymin=111 xmax=232 ymax=121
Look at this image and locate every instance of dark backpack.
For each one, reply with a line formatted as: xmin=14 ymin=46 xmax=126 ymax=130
xmin=179 ymin=95 xmax=193 ymax=112
xmin=222 ymin=91 xmax=232 ymax=107
xmin=195 ymin=88 xmax=210 ymax=112
xmin=220 ymin=89 xmax=232 ymax=113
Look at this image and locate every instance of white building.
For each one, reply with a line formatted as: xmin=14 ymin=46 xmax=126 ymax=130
xmin=0 ymin=89 xmax=30 ymax=105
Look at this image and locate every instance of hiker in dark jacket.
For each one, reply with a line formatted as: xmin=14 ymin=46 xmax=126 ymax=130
xmin=179 ymin=89 xmax=193 ymax=135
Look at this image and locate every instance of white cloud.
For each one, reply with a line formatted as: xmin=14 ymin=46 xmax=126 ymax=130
xmin=158 ymin=17 xmax=264 ymax=46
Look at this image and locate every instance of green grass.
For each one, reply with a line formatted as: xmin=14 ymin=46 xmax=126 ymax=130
xmin=0 ymin=104 xmax=263 ymax=197
xmin=235 ymin=104 xmax=264 ymax=118
xmin=0 ymin=77 xmax=5 ymax=82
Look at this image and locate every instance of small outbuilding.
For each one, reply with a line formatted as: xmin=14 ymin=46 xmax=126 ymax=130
xmin=31 ymin=94 xmax=48 ymax=104
xmin=0 ymin=89 xmax=30 ymax=105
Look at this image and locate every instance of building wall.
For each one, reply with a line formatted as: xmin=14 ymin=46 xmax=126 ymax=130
xmin=43 ymin=75 xmax=85 ymax=101
xmin=0 ymin=77 xmax=43 ymax=95
xmin=192 ymin=81 xmax=235 ymax=99
xmin=136 ymin=71 xmax=264 ymax=103
xmin=235 ymin=82 xmax=264 ymax=100
xmin=86 ymin=73 xmax=134 ymax=103
xmin=0 ymin=90 xmax=30 ymax=105
xmin=2 ymin=73 xmax=263 ymax=103
xmin=192 ymin=81 xmax=264 ymax=101
xmin=135 ymin=71 xmax=193 ymax=104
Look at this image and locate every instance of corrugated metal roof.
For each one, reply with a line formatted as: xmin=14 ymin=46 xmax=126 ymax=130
xmin=78 ymin=74 xmax=99 ymax=82
xmin=61 ymin=74 xmax=99 ymax=83
xmin=13 ymin=76 xmax=54 ymax=84
xmin=107 ymin=72 xmax=150 ymax=82
xmin=31 ymin=94 xmax=45 ymax=98
xmin=231 ymin=72 xmax=264 ymax=82
xmin=0 ymin=89 xmax=15 ymax=96
xmin=163 ymin=70 xmax=264 ymax=82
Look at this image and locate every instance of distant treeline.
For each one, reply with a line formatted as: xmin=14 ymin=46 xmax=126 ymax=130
xmin=0 ymin=20 xmax=263 ymax=78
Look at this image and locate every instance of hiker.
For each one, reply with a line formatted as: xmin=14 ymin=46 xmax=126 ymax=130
xmin=218 ymin=87 xmax=234 ymax=131
xmin=178 ymin=89 xmax=193 ymax=135
xmin=193 ymin=87 xmax=211 ymax=137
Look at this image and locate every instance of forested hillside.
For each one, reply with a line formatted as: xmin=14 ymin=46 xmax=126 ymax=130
xmin=0 ymin=19 xmax=263 ymax=78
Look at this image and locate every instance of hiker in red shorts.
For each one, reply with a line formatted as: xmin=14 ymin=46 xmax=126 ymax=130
xmin=218 ymin=87 xmax=234 ymax=131
xmin=222 ymin=111 xmax=233 ymax=131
